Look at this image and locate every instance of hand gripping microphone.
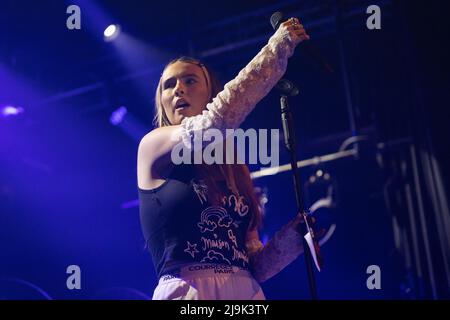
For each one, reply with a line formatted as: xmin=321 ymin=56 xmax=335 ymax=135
xmin=270 ymin=11 xmax=334 ymax=73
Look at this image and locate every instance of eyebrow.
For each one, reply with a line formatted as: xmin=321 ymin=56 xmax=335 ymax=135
xmin=163 ymin=73 xmax=200 ymax=87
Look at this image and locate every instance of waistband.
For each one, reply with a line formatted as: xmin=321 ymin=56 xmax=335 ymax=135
xmin=159 ymin=264 xmax=252 ymax=284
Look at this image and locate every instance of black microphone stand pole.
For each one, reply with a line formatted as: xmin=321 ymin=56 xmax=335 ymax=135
xmin=279 ymin=85 xmax=318 ymax=300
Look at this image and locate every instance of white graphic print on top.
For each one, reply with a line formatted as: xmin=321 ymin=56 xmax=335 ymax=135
xmin=184 ymin=241 xmax=199 ymax=258
xmin=200 ymin=250 xmax=231 ymax=265
xmin=197 ymin=206 xmax=233 ymax=233
xmin=185 ymin=179 xmax=250 ymax=266
xmin=191 ymin=179 xmax=208 ymax=204
xmin=222 ymin=194 xmax=249 ymax=217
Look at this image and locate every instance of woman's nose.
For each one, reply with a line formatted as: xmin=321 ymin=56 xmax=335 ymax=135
xmin=174 ymin=80 xmax=185 ymax=96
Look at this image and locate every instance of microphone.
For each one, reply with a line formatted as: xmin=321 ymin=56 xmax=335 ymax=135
xmin=270 ymin=11 xmax=284 ymax=31
xmin=270 ymin=11 xmax=334 ymax=73
xmin=275 ymin=78 xmax=299 ymax=96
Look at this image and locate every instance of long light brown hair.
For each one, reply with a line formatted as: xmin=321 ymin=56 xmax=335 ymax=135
xmin=154 ymin=56 xmax=262 ymax=230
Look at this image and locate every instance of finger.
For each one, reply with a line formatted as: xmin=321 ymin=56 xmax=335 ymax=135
xmin=299 ymin=32 xmax=310 ymax=39
xmin=281 ymin=20 xmax=293 ymax=28
xmin=282 ymin=17 xmax=300 ymax=28
xmin=295 ymin=28 xmax=308 ymax=36
xmin=299 ymin=34 xmax=310 ymax=41
xmin=293 ymin=30 xmax=306 ymax=38
xmin=292 ymin=25 xmax=306 ymax=34
xmin=289 ymin=24 xmax=304 ymax=32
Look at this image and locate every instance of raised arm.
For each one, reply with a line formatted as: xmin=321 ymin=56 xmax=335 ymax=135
xmin=178 ymin=20 xmax=306 ymax=150
xmin=138 ymin=19 xmax=308 ymax=182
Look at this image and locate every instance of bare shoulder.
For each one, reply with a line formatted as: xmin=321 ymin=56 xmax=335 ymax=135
xmin=137 ymin=125 xmax=182 ymax=189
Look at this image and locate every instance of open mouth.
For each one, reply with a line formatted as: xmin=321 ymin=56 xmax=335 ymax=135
xmin=175 ymin=99 xmax=191 ymax=109
xmin=175 ymin=103 xmax=190 ymax=109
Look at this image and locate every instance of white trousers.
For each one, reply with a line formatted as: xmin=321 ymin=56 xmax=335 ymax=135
xmin=152 ymin=264 xmax=266 ymax=300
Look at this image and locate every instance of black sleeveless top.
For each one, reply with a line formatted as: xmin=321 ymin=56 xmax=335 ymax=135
xmin=138 ymin=164 xmax=252 ymax=278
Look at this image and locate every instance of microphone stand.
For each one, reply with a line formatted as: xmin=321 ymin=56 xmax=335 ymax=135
xmin=278 ymin=80 xmax=319 ymax=300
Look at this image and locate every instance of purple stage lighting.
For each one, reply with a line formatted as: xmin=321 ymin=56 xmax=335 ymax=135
xmin=110 ymin=106 xmax=127 ymax=125
xmin=1 ymin=105 xmax=24 ymax=117
xmin=104 ymin=24 xmax=121 ymax=42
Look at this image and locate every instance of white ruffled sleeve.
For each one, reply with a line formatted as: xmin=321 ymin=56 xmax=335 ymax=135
xmin=179 ymin=26 xmax=297 ymax=149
